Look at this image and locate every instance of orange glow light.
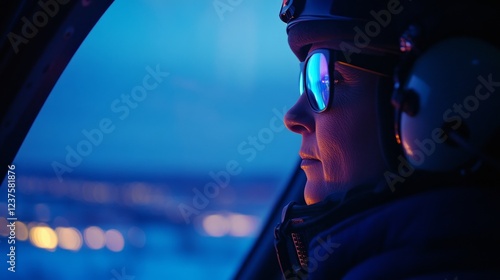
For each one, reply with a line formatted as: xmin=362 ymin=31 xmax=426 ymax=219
xmin=203 ymin=214 xmax=230 ymax=237
xmin=228 ymin=214 xmax=258 ymax=237
xmin=83 ymin=226 xmax=106 ymax=250
xmin=105 ymin=229 xmax=125 ymax=252
xmin=16 ymin=222 xmax=29 ymax=241
xmin=56 ymin=227 xmax=83 ymax=251
xmin=29 ymin=225 xmax=58 ymax=250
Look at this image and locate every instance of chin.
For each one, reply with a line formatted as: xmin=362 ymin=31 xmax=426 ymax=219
xmin=303 ymin=178 xmax=351 ymax=205
xmin=303 ymin=180 xmax=335 ymax=205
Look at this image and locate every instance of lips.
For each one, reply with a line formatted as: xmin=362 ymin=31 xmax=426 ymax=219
xmin=299 ymin=151 xmax=320 ymax=169
xmin=299 ymin=150 xmax=319 ymax=161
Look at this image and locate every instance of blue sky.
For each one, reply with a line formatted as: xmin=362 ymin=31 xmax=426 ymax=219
xmin=15 ymin=0 xmax=302 ymax=180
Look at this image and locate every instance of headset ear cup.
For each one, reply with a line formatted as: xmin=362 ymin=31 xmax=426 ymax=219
xmin=397 ymin=37 xmax=500 ymax=172
xmin=401 ymin=89 xmax=419 ymax=117
xmin=391 ymin=87 xmax=420 ymax=149
xmin=391 ymin=88 xmax=419 ymax=117
xmin=390 ymin=82 xmax=420 ymax=150
xmin=391 ymin=86 xmax=404 ymax=146
xmin=390 ymin=32 xmax=421 ymax=149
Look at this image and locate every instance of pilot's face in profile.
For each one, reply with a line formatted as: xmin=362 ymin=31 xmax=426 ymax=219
xmin=284 ymin=48 xmax=387 ymax=204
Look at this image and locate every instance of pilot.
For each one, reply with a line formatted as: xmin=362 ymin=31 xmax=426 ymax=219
xmin=274 ymin=0 xmax=500 ymax=279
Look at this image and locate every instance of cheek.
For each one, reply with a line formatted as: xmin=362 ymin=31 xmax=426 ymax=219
xmin=315 ymin=80 xmax=380 ymax=181
xmin=315 ymin=116 xmax=351 ymax=182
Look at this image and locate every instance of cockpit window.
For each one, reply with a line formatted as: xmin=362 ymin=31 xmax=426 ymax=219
xmin=0 ymin=2 xmax=300 ymax=279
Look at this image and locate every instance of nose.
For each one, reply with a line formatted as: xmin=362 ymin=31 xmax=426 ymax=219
xmin=284 ymin=93 xmax=315 ymax=134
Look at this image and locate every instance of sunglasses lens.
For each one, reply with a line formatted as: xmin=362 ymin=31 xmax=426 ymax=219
xmin=306 ymin=53 xmax=330 ymax=112
xmin=299 ymin=66 xmax=304 ymax=96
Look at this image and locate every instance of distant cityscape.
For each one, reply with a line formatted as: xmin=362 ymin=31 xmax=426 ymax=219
xmin=0 ymin=172 xmax=285 ymax=279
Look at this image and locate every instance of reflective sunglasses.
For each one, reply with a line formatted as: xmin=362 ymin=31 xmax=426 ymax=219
xmin=299 ymin=49 xmax=395 ymax=113
xmin=299 ymin=49 xmax=340 ymax=113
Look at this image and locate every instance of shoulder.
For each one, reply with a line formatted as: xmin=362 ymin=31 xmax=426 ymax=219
xmin=307 ymin=187 xmax=500 ymax=279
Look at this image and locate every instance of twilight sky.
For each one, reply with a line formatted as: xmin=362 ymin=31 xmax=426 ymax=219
xmin=14 ymin=0 xmax=302 ymax=180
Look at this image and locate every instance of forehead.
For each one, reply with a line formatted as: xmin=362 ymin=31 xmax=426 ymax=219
xmin=287 ymin=20 xmax=400 ymax=62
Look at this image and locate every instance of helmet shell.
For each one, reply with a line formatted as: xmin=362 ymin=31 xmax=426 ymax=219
xmin=284 ymin=0 xmax=433 ymax=61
